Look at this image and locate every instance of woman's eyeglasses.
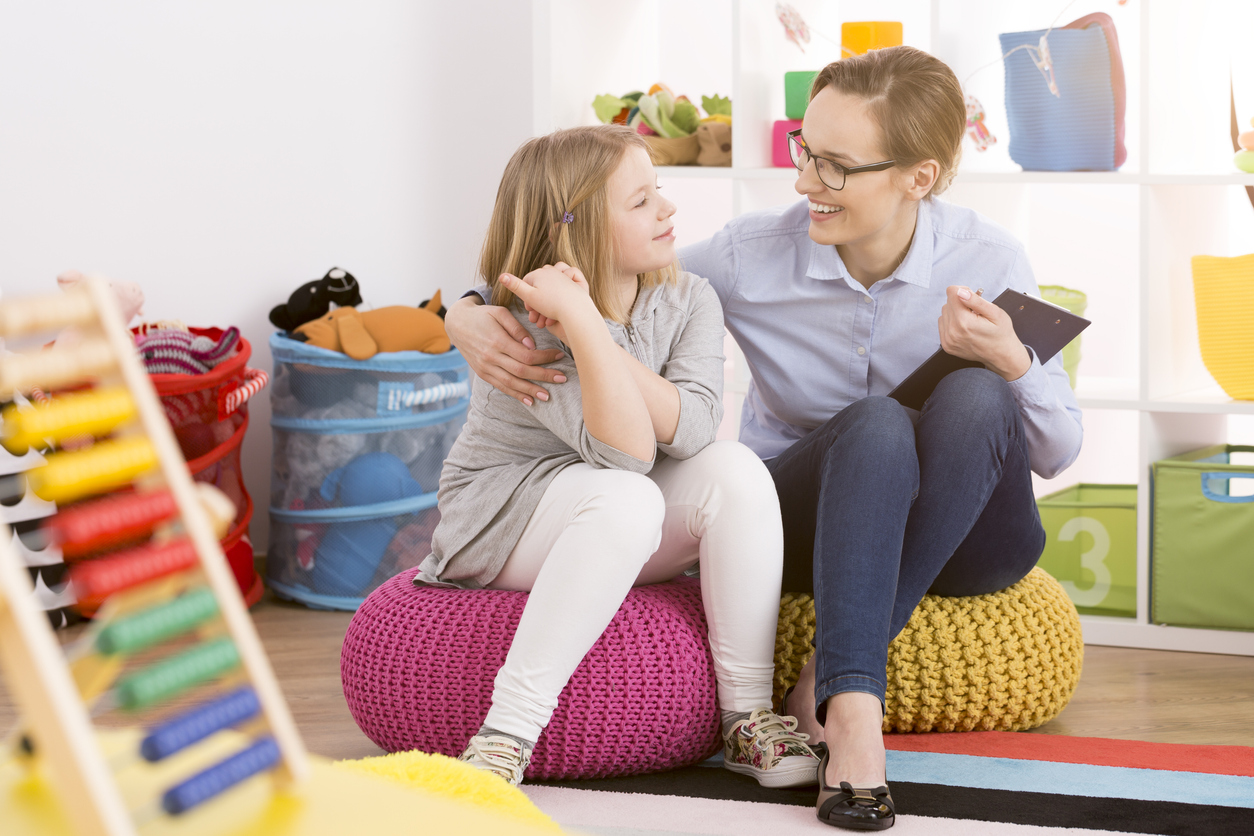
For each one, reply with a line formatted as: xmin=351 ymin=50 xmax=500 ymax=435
xmin=786 ymin=129 xmax=895 ymax=191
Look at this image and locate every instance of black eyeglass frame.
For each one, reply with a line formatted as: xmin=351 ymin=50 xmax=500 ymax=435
xmin=786 ymin=129 xmax=895 ymax=191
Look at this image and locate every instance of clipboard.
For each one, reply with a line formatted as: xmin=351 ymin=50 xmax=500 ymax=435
xmin=887 ymin=289 xmax=1091 ymax=411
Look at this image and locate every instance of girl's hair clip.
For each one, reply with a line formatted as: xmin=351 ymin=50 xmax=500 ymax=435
xmin=561 ymin=211 xmax=575 ymax=224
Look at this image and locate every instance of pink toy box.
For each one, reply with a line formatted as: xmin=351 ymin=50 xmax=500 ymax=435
xmin=772 ymin=119 xmax=802 ymax=167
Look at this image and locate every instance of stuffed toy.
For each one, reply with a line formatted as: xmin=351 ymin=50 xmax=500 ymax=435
xmin=291 ymin=292 xmax=449 ymax=359
xmin=269 ymin=267 xmax=363 ymax=331
xmin=54 ymin=270 xmax=144 ymax=348
xmin=594 ymin=87 xmax=732 ymax=167
xmin=696 ymin=121 xmax=732 ymax=166
xmin=419 ymin=295 xmax=447 ymax=319
xmin=308 ymin=451 xmax=426 ymax=597
xmin=273 ymin=375 xmax=450 ymax=507
xmin=135 ymin=327 xmax=239 ymax=375
xmin=377 ymin=510 xmax=441 ymax=582
xmin=696 ymin=97 xmax=732 ymax=166
xmin=276 ymin=409 xmax=371 ymax=508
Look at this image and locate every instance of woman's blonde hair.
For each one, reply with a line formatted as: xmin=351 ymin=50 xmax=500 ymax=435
xmin=480 ymin=124 xmax=677 ymax=324
xmin=810 ymin=46 xmax=965 ymax=197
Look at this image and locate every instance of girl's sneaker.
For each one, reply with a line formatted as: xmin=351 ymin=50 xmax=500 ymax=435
xmin=723 ymin=708 xmax=821 ymax=788
xmin=459 ymin=732 xmax=533 ymax=786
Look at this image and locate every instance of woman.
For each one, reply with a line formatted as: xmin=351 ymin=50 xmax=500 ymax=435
xmin=448 ymin=47 xmax=1081 ymax=829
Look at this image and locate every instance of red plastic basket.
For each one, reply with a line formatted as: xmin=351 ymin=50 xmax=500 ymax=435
xmin=141 ymin=327 xmax=266 ymax=606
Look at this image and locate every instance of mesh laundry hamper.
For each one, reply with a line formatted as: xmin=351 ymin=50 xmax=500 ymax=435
xmin=266 ymin=334 xmax=468 ymax=610
xmin=145 ymin=327 xmax=267 ymax=606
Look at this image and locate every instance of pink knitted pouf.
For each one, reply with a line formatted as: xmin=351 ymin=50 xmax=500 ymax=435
xmin=340 ymin=569 xmax=721 ymax=780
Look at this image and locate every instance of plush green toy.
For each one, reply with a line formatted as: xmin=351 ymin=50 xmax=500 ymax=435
xmin=593 ymin=92 xmax=642 ymax=124
xmin=702 ymin=94 xmax=732 ymax=119
xmin=593 ymin=84 xmax=731 ymax=139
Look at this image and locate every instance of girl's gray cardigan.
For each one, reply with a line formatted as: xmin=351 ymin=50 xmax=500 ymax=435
xmin=415 ymin=272 xmax=725 ymax=588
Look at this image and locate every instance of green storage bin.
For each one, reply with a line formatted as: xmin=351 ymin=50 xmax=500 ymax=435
xmin=1152 ymin=445 xmax=1254 ymax=631
xmin=1039 ymin=285 xmax=1087 ymax=389
xmin=1036 ymin=484 xmax=1137 ymax=617
xmin=785 ymin=71 xmax=819 ymax=120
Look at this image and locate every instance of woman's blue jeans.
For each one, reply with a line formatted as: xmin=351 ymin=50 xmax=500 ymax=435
xmin=764 ymin=368 xmax=1046 ymax=722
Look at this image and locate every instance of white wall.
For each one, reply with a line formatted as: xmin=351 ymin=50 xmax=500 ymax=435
xmin=0 ymin=1 xmax=534 ymax=550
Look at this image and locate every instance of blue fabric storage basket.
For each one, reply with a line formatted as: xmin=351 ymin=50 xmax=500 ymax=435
xmin=1000 ymin=27 xmax=1116 ymax=171
xmin=266 ymin=333 xmax=468 ymax=610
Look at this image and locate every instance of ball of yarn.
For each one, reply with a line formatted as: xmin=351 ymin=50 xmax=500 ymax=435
xmin=774 ymin=567 xmax=1084 ymax=733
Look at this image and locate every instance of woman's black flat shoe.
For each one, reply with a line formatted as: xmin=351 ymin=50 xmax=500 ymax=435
xmin=815 ymin=749 xmax=895 ymax=830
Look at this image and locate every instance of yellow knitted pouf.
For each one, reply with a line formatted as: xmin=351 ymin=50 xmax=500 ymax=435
xmin=774 ymin=567 xmax=1084 ymax=732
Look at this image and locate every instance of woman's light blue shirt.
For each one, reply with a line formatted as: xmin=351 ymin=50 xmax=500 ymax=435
xmin=678 ymin=197 xmax=1082 ymax=479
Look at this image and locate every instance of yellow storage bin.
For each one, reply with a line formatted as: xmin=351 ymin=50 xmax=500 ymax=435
xmin=1191 ymin=254 xmax=1254 ymax=400
xmin=841 ymin=22 xmax=903 ymax=57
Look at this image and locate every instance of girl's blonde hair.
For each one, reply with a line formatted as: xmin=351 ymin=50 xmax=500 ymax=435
xmin=480 ymin=124 xmax=677 ymax=324
xmin=810 ymin=46 xmax=965 ymax=197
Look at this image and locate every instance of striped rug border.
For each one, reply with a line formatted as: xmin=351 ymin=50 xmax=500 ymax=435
xmin=883 ymin=731 xmax=1254 ymax=776
xmin=886 ymin=750 xmax=1254 ymax=808
xmin=535 ymin=762 xmax=1252 ymax=836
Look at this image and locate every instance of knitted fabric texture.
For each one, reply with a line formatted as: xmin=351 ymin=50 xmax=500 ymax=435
xmin=774 ymin=567 xmax=1084 ymax=733
xmin=341 ymin=570 xmax=721 ymax=780
xmin=136 ymin=326 xmax=239 ymax=375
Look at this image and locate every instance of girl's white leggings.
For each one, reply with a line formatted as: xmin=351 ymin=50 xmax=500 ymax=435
xmin=483 ymin=440 xmax=784 ymax=743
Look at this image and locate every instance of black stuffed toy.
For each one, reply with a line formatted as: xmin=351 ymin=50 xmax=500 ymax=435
xmin=419 ymin=296 xmax=446 ymax=319
xmin=269 ymin=267 xmax=363 ymax=331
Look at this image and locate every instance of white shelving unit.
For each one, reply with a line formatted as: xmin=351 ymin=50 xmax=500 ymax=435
xmin=532 ymin=0 xmax=1254 ymax=655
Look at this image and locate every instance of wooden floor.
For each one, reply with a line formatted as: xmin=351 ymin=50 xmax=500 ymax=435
xmin=5 ymin=590 xmax=1254 ymax=761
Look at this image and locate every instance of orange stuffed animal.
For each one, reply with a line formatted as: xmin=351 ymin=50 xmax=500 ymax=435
xmin=292 ymin=292 xmax=450 ymax=359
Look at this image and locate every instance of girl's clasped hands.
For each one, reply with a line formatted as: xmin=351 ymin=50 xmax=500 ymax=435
xmin=499 ymin=261 xmax=586 ymax=345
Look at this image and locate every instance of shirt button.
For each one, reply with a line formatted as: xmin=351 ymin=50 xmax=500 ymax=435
xmin=862 ymin=295 xmax=872 ymax=303
xmin=857 ymin=346 xmax=866 ymax=356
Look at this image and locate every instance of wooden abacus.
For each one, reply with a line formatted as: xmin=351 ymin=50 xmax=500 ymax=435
xmin=0 ymin=278 xmax=308 ymax=836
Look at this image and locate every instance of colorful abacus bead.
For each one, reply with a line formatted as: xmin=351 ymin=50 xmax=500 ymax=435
xmin=140 ymin=687 xmax=261 ymax=762
xmin=44 ymin=489 xmax=179 ymax=558
xmin=0 ymin=387 xmax=137 ymax=456
xmin=161 ymin=737 xmax=281 ymax=816
xmin=113 ymin=637 xmax=240 ymax=711
xmin=25 ymin=436 xmax=159 ymax=504
xmin=69 ymin=538 xmax=201 ymax=607
xmin=94 ymin=588 xmax=220 ymax=656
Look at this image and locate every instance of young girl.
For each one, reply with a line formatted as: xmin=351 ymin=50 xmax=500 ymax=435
xmin=447 ymin=48 xmax=1083 ymax=830
xmin=414 ymin=125 xmax=819 ymax=788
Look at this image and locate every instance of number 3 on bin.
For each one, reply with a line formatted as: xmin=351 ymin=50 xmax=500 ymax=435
xmin=1057 ymin=517 xmax=1111 ymax=607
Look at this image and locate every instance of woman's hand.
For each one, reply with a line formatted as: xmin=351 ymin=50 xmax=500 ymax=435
xmin=938 ymin=286 xmax=1032 ymax=381
xmin=444 ymin=294 xmax=568 ymax=407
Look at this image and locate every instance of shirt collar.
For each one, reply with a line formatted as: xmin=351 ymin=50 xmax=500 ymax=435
xmin=803 ymin=197 xmax=935 ymax=289
xmin=892 ymin=198 xmax=934 ymax=288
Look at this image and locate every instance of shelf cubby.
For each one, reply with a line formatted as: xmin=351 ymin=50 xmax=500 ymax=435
xmin=534 ymin=0 xmax=1254 ymax=654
